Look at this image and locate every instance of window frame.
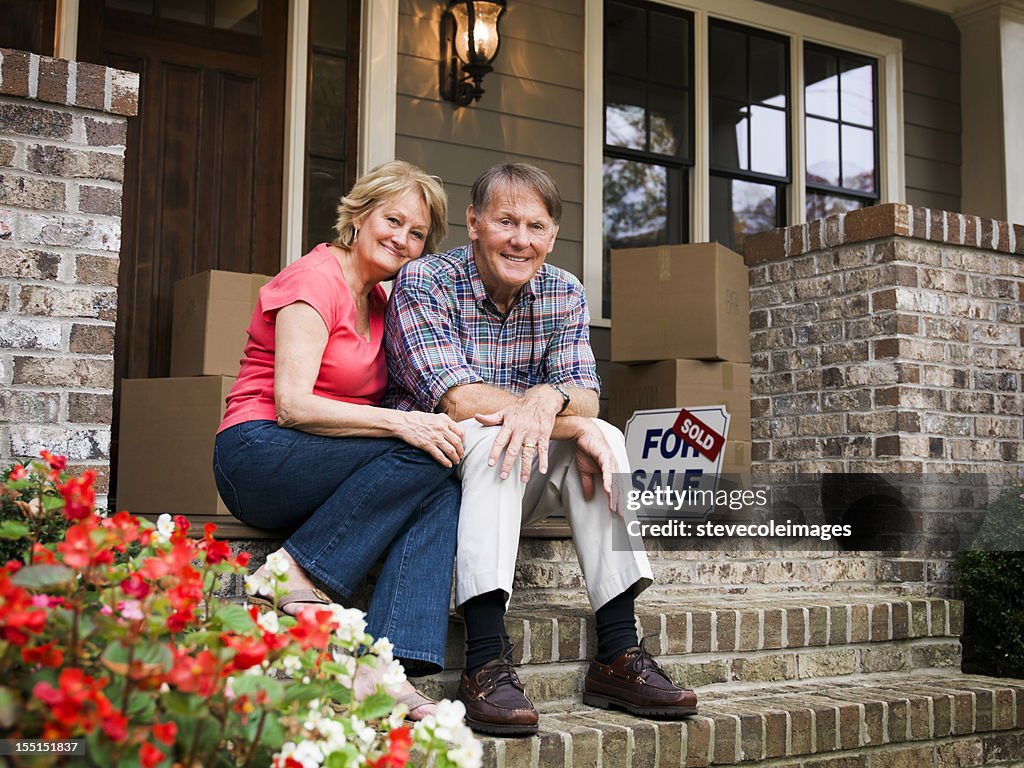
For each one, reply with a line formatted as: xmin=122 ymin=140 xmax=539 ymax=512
xmin=583 ymin=0 xmax=904 ymax=325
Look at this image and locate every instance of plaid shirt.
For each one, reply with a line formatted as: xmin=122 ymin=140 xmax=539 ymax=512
xmin=384 ymin=244 xmax=601 ymax=412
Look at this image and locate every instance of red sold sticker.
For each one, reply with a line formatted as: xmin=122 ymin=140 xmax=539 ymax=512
xmin=672 ymin=407 xmax=726 ymax=462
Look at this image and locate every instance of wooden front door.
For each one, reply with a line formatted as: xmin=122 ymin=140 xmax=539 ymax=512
xmin=77 ymin=0 xmax=287 ymax=494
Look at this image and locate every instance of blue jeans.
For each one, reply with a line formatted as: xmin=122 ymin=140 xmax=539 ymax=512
xmin=213 ymin=420 xmax=460 ymax=673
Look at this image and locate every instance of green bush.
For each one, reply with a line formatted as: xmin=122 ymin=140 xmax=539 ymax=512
xmin=955 ymin=480 xmax=1024 ymax=678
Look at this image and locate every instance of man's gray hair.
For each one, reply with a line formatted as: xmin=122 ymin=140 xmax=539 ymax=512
xmin=470 ymin=163 xmax=563 ymax=226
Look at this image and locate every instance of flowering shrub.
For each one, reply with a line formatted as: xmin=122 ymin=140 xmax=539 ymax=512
xmin=0 ymin=453 xmax=481 ymax=767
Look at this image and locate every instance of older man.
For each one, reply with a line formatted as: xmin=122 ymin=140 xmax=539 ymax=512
xmin=385 ymin=163 xmax=697 ymax=736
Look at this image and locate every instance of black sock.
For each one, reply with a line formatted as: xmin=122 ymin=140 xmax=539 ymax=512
xmin=463 ymin=590 xmax=511 ymax=675
xmin=595 ymin=588 xmax=639 ymax=664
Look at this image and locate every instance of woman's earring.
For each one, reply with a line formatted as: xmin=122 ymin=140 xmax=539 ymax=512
xmin=353 ymin=227 xmax=359 ymax=243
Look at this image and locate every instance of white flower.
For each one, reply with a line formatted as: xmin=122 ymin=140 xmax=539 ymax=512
xmin=381 ymin=659 xmax=406 ymax=696
xmin=387 ymin=705 xmax=409 ymax=730
xmin=434 ymin=699 xmax=466 ymax=732
xmin=350 ymin=716 xmax=375 ymax=749
xmin=256 ymin=610 xmax=280 ymax=634
xmin=245 ymin=572 xmax=274 ymax=597
xmin=265 ymin=551 xmax=291 ymax=577
xmin=371 ymin=637 xmax=394 ymax=662
xmin=281 ymin=654 xmax=303 ymax=676
xmin=329 ymin=606 xmax=367 ymax=645
xmin=333 ymin=653 xmax=357 ymax=686
xmin=155 ymin=513 xmax=175 ymax=544
xmin=277 ymin=740 xmax=325 ymax=768
xmin=447 ymin=738 xmax=483 ymax=768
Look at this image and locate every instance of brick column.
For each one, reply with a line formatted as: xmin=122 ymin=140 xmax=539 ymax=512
xmin=744 ymin=203 xmax=1023 ymax=475
xmin=0 ymin=48 xmax=139 ymax=503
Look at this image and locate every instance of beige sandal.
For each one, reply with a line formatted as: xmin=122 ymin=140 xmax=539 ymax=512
xmin=248 ymin=587 xmax=332 ymax=616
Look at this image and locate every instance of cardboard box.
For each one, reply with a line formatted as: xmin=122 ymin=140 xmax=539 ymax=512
xmin=117 ymin=376 xmax=234 ymax=516
xmin=170 ymin=270 xmax=272 ymax=377
xmin=611 ymin=243 xmax=750 ymax=363
xmin=609 ymin=360 xmax=751 ymax=440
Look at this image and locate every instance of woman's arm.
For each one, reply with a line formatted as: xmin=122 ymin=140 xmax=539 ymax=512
xmin=273 ymin=302 xmax=464 ymax=466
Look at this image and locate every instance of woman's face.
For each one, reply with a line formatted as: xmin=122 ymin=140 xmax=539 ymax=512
xmin=354 ymin=188 xmax=431 ymax=280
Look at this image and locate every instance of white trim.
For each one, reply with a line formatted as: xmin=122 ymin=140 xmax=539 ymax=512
xmin=281 ymin=0 xmax=309 ymax=267
xmin=584 ymin=0 xmax=905 ymax=322
xmin=55 ymin=0 xmax=79 ymax=59
xmin=358 ymin=0 xmax=398 ymax=174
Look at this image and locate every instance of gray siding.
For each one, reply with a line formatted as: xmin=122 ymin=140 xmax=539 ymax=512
xmin=395 ymin=0 xmax=585 ymax=276
xmin=764 ymin=0 xmax=962 ymax=211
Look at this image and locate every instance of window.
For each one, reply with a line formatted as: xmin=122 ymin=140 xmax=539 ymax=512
xmin=708 ymin=20 xmax=789 ymax=253
xmin=584 ymin=0 xmax=903 ymax=323
xmin=602 ymin=0 xmax=693 ymax=318
xmin=804 ymin=44 xmax=879 ymax=220
xmin=303 ymin=0 xmax=361 ymax=253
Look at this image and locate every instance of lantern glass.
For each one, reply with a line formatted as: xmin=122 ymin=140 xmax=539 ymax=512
xmin=450 ymin=1 xmax=503 ymax=65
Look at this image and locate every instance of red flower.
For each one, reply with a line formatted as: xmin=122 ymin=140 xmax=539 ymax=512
xmin=58 ymin=470 xmax=96 ymax=520
xmin=9 ymin=464 xmax=27 ymax=481
xmin=31 ymin=543 xmax=58 ymax=565
xmin=370 ymin=726 xmax=413 ymax=768
xmin=287 ymin=606 xmax=338 ymax=651
xmin=22 ymin=641 xmax=64 ymax=668
xmin=33 ymin=668 xmax=116 ymax=737
xmin=152 ymin=721 xmax=178 ymax=746
xmin=40 ymin=450 xmax=67 ymax=470
xmin=236 ymin=551 xmax=251 ymax=568
xmin=102 ymin=710 xmax=129 ymax=742
xmin=120 ymin=573 xmax=151 ymax=600
xmin=222 ymin=634 xmax=269 ymax=671
xmin=139 ymin=742 xmax=165 ymax=768
xmin=0 ymin=575 xmax=47 ymax=645
xmin=58 ymin=520 xmax=114 ymax=570
xmin=165 ymin=648 xmax=221 ymax=697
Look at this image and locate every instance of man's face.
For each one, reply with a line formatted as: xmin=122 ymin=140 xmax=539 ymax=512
xmin=467 ymin=184 xmax=559 ymax=302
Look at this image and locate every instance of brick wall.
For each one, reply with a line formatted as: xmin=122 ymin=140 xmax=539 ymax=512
xmin=742 ymin=204 xmax=1023 ymax=594
xmin=0 ymin=48 xmax=138 ymax=501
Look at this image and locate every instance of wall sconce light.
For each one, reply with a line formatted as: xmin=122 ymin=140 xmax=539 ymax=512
xmin=439 ymin=0 xmax=506 ymax=106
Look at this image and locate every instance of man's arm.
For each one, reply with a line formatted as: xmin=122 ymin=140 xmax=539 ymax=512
xmin=439 ymin=382 xmax=598 ymax=423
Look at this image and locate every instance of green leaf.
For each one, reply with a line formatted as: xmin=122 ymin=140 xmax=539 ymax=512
xmin=282 ymin=681 xmax=326 ymax=708
xmin=126 ymin=691 xmax=157 ymax=720
xmin=353 ymin=691 xmax=395 ymax=721
xmin=161 ymin=690 xmax=208 ymax=717
xmin=0 ymin=520 xmax=30 ymax=539
xmin=42 ymin=495 xmax=65 ymax=511
xmin=324 ymin=745 xmax=361 ymax=768
xmin=213 ymin=602 xmax=256 ymax=633
xmin=101 ymin=639 xmax=174 ymax=676
xmin=86 ymin=731 xmax=112 ymax=768
xmin=11 ymin=563 xmax=75 ymax=590
xmin=0 ymin=686 xmax=18 ymax=729
xmin=230 ymin=674 xmax=286 ymax=706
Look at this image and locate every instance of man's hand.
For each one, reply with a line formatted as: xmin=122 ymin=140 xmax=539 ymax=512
xmin=475 ymin=385 xmax=563 ymax=482
xmin=572 ymin=420 xmax=623 ymax=516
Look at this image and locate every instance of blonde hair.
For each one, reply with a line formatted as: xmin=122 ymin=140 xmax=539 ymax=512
xmin=334 ymin=160 xmax=448 ymax=254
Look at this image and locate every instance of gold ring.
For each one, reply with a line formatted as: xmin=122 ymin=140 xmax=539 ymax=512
xmin=523 ymin=442 xmax=537 ymax=448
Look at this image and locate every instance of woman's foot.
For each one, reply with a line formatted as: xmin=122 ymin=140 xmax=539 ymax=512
xmin=250 ymin=548 xmax=331 ymax=616
xmin=353 ymin=663 xmax=436 ymax=721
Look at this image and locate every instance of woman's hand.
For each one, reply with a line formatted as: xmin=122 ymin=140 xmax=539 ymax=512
xmin=395 ymin=411 xmax=466 ymax=467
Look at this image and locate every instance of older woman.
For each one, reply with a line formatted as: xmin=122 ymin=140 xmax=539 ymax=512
xmin=213 ymin=160 xmax=462 ymax=719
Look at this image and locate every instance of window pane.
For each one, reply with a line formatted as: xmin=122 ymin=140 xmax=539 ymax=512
xmin=311 ymin=0 xmax=349 ymax=51
xmin=605 ymin=1 xmax=647 ymax=79
xmin=603 ymin=158 xmax=685 ymax=317
xmin=309 ymin=54 xmax=347 ymax=157
xmin=841 ymin=125 xmax=875 ymax=192
xmin=305 ymin=157 xmax=345 ymax=253
xmin=605 ymin=75 xmax=646 ymax=151
xmin=807 ymin=191 xmax=866 ymax=221
xmin=750 ymin=35 xmax=786 ymax=109
xmin=161 ymin=0 xmax=206 ymax=25
xmin=215 ymin=0 xmax=258 ymax=33
xmin=710 ymin=26 xmax=747 ymax=102
xmin=749 ymin=105 xmax=787 ymax=177
xmin=710 ymin=98 xmax=748 ymax=171
xmin=840 ymin=62 xmax=874 ymax=127
xmin=649 ymin=11 xmax=689 ymax=86
xmin=806 ymin=116 xmax=840 ymax=187
xmin=805 ymin=48 xmax=838 ymax=119
xmin=710 ymin=175 xmax=778 ymax=253
xmin=649 ymin=85 xmax=688 ymax=158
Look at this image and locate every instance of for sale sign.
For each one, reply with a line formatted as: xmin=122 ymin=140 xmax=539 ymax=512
xmin=623 ymin=406 xmax=731 ymax=520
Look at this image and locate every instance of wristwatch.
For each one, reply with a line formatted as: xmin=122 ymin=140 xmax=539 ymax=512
xmin=550 ymin=383 xmax=571 ymax=415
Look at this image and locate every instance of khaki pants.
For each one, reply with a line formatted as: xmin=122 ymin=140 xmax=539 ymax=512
xmin=454 ymin=418 xmax=653 ymax=612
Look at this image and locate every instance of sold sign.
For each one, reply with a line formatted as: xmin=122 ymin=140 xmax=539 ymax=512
xmin=672 ymin=407 xmax=725 ymax=462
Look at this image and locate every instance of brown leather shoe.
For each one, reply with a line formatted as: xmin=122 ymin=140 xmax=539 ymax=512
xmin=583 ymin=643 xmax=698 ymax=718
xmin=457 ymin=660 xmax=539 ymax=736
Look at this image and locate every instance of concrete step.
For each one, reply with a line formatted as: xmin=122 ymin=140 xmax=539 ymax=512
xmin=468 ymin=672 xmax=1024 ymax=767
xmin=422 ymin=595 xmax=964 ymax=706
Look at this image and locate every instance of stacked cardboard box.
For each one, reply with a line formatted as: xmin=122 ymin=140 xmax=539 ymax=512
xmin=117 ymin=271 xmax=272 ymax=516
xmin=608 ymin=243 xmax=752 ymax=485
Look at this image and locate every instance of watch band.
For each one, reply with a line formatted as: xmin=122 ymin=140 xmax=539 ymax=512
xmin=551 ymin=383 xmax=571 ymax=415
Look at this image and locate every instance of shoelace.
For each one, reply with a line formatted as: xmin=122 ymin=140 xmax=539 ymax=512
xmin=628 ymin=636 xmax=672 ymax=681
xmin=480 ymin=662 xmax=526 ymax=693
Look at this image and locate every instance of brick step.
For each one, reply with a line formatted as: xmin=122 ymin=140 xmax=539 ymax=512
xmin=426 ymin=595 xmax=962 ymax=703
xmin=468 ymin=672 xmax=1024 ymax=768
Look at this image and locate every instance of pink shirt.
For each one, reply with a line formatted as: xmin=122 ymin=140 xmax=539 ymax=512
xmin=218 ymin=243 xmax=388 ymax=432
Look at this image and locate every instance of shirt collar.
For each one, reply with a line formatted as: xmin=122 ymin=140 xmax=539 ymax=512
xmin=465 ymin=243 xmax=541 ymax=314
